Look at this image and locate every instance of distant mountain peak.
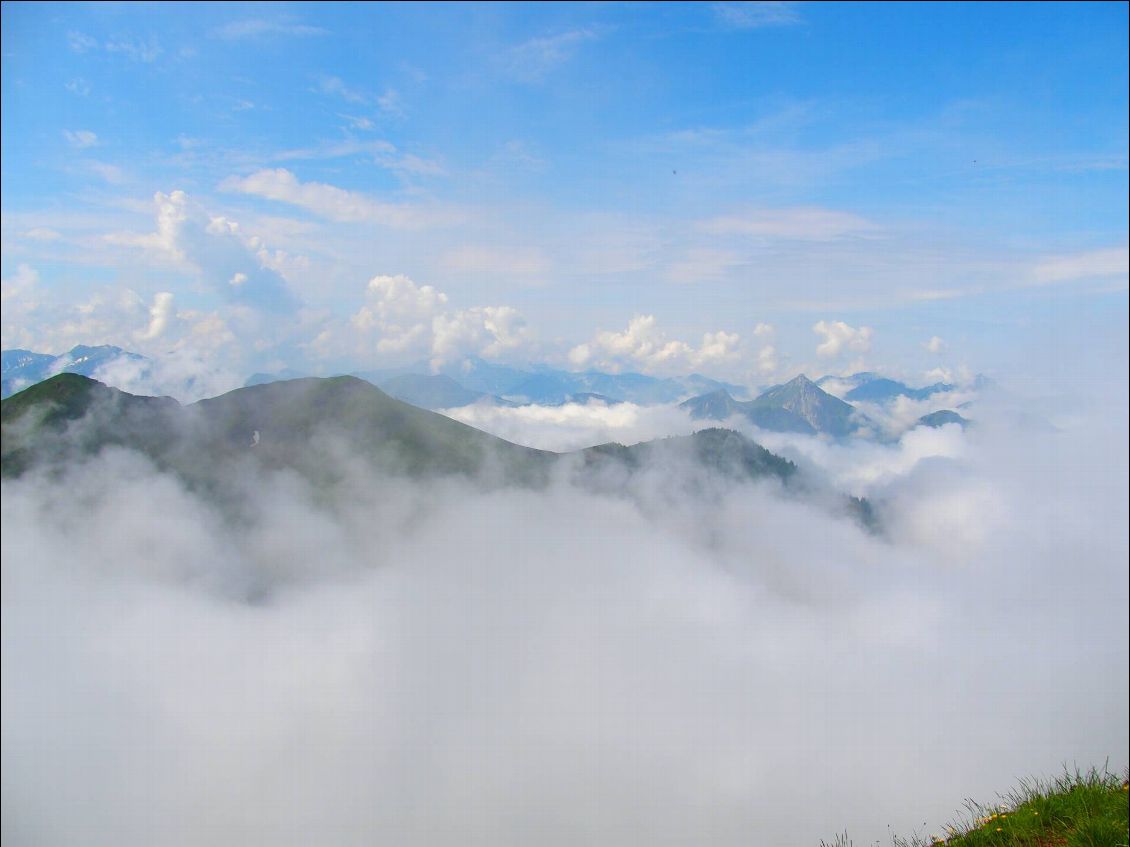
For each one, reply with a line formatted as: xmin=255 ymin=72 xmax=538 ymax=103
xmin=680 ymin=372 xmax=868 ymax=437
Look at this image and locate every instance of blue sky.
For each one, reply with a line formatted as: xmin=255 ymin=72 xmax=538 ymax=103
xmin=2 ymin=1 xmax=1126 ymax=387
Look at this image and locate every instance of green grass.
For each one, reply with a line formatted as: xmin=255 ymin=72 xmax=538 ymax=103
xmin=823 ymin=766 xmax=1129 ymax=847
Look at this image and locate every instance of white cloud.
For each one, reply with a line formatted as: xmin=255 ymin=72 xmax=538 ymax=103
xmin=317 ymin=75 xmax=367 ymax=104
xmin=213 ymin=19 xmax=328 ymax=40
xmin=666 ymin=248 xmax=742 ymax=284
xmin=340 ymin=114 xmax=375 ymax=131
xmin=699 ymin=207 xmax=877 ymax=241
xmin=432 ymin=306 xmax=531 ymax=364
xmin=135 ymin=291 xmax=175 ymax=341
xmin=90 ymin=340 xmax=244 ymax=402
xmin=1 ymin=264 xmax=40 ymax=304
xmin=712 ymin=2 xmax=802 ymax=29
xmin=568 ymin=315 xmax=741 ymax=374
xmin=351 ymin=273 xmax=448 ymax=343
xmin=906 ymin=288 xmax=968 ymax=302
xmin=349 ymin=274 xmax=531 ymax=365
xmin=439 ymin=245 xmax=548 ymax=280
xmin=67 ymin=31 xmax=98 ymax=52
xmin=444 ymin=400 xmax=698 ymax=453
xmin=376 ymin=88 xmax=404 ymax=116
xmin=755 ymin=344 xmax=778 ymax=376
xmin=813 ymin=320 xmax=873 ymax=358
xmin=103 ymin=36 xmax=163 ymax=63
xmin=506 ymin=28 xmax=599 ymax=81
xmin=270 ymin=140 xmax=443 ymax=178
xmin=21 ymin=227 xmax=62 ymax=242
xmin=390 ymin=153 xmax=445 ymax=176
xmin=2 ymin=388 xmax=1124 ymax=847
xmin=219 ymin=168 xmax=457 ymax=228
xmin=1029 ymin=246 xmax=1129 ymax=285
xmin=1 ymin=265 xmax=42 ymax=346
xmin=87 ymin=161 xmax=125 ymax=183
xmin=63 ymin=130 xmax=98 ymax=149
xmin=106 ymin=190 xmax=298 ymax=313
xmin=273 ymin=139 xmax=397 ymax=161
xmin=923 ymin=335 xmax=946 ymax=354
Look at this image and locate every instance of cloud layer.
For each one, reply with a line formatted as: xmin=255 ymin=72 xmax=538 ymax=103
xmin=3 ymin=383 xmax=1126 ymax=846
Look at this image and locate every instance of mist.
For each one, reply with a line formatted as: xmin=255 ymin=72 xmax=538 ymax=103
xmin=2 ymin=385 xmax=1127 ymax=846
xmin=443 ymin=399 xmax=699 ymax=453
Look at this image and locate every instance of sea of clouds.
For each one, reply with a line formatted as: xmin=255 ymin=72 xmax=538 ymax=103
xmin=2 ymin=378 xmax=1127 ymax=846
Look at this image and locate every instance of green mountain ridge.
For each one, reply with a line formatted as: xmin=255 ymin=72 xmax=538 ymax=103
xmin=1 ymin=373 xmax=555 ymax=485
xmin=2 ymin=374 xmax=877 ymax=529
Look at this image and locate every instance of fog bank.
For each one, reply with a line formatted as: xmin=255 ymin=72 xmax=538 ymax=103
xmin=2 ymin=391 xmax=1127 ymax=846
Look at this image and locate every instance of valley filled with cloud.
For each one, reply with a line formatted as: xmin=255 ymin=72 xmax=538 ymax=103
xmin=3 ymin=373 xmax=1126 ymax=845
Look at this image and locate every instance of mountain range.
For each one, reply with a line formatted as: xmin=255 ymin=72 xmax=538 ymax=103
xmin=2 ymin=345 xmax=148 ymax=398
xmin=681 ymin=374 xmax=873 ymax=437
xmin=1 ymin=374 xmax=874 ymax=528
xmin=1 ymin=347 xmax=977 ymax=443
xmin=351 ymin=357 xmax=750 ymax=406
xmin=0 ymin=344 xmax=747 ymax=406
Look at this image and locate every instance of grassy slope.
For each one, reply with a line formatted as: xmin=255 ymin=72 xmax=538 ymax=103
xmin=187 ymin=375 xmax=554 ymax=480
xmin=0 ymin=373 xmax=180 ymax=477
xmin=824 ymin=767 xmax=1129 ymax=847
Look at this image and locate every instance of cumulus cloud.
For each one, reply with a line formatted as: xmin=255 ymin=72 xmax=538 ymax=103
xmin=108 ymin=190 xmax=299 ymax=313
xmin=568 ymin=315 xmax=741 ymax=374
xmin=813 ymin=319 xmax=873 ymax=358
xmin=923 ymin=335 xmax=946 ymax=354
xmin=220 ymin=168 xmax=457 ymax=228
xmin=350 ymin=273 xmax=533 ymax=366
xmin=2 ymin=383 xmax=1125 ymax=847
xmin=432 ymin=306 xmax=530 ymax=363
xmin=135 ymin=291 xmax=174 ymax=341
